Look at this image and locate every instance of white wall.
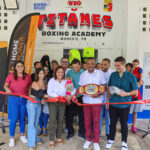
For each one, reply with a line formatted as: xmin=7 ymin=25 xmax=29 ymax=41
xmin=125 ymin=0 xmax=140 ymax=63
xmin=1 ymin=0 xmax=150 ymax=69
xmin=26 ymin=0 xmax=124 ymax=69
xmin=138 ymin=0 xmax=150 ymax=67
xmin=0 ymin=0 xmax=20 ymax=43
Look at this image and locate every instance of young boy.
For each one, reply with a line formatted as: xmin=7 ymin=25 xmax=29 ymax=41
xmin=130 ymin=59 xmax=143 ymax=133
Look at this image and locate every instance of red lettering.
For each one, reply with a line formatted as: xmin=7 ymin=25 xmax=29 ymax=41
xmin=38 ymin=13 xmax=113 ymax=30
xmin=80 ymin=13 xmax=90 ymax=27
xmin=58 ymin=13 xmax=67 ymax=26
xmin=78 ymin=1 xmax=81 ymax=6
xmin=46 ymin=14 xmax=56 ymax=28
xmin=102 ymin=15 xmax=113 ymax=29
xmin=92 ymin=14 xmax=101 ymax=28
xmin=68 ymin=1 xmax=81 ymax=6
xmin=68 ymin=1 xmax=73 ymax=6
xmin=38 ymin=14 xmax=47 ymax=30
xmin=68 ymin=13 xmax=78 ymax=27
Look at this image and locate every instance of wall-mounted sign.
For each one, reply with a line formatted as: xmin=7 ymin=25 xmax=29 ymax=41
xmin=37 ymin=13 xmax=113 ymax=41
xmin=104 ymin=0 xmax=112 ymax=12
xmin=67 ymin=0 xmax=82 ymax=11
xmin=38 ymin=13 xmax=113 ymax=30
xmin=34 ymin=3 xmax=48 ymax=10
xmin=25 ymin=0 xmax=123 ymax=48
xmin=33 ymin=0 xmax=51 ymax=10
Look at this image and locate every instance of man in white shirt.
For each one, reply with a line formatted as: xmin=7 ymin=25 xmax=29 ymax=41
xmin=79 ymin=58 xmax=106 ymax=150
xmin=100 ymin=58 xmax=114 ymax=140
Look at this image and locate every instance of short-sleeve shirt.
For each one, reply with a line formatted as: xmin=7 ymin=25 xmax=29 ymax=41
xmin=5 ymin=73 xmax=32 ymax=95
xmin=108 ymin=70 xmax=138 ymax=108
xmin=103 ymin=69 xmax=114 ymax=102
xmin=133 ymin=67 xmax=143 ymax=82
xmin=79 ymin=69 xmax=106 ymax=104
xmin=67 ymin=68 xmax=84 ymax=89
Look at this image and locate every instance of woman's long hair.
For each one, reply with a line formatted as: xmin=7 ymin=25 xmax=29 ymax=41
xmin=40 ymin=55 xmax=51 ymax=70
xmin=34 ymin=68 xmax=45 ymax=82
xmin=13 ymin=60 xmax=26 ymax=80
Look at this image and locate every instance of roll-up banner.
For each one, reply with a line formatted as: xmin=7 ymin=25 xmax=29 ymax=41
xmin=7 ymin=13 xmax=40 ymax=75
xmin=0 ymin=41 xmax=8 ymax=112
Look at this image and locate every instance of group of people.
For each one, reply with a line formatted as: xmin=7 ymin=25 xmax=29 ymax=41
xmin=3 ymin=55 xmax=143 ymax=150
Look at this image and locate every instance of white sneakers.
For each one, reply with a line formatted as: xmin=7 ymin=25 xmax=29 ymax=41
xmin=9 ymin=136 xmax=28 ymax=147
xmin=83 ymin=141 xmax=100 ymax=150
xmin=29 ymin=148 xmax=35 ymax=150
xmin=106 ymin=140 xmax=128 ymax=150
xmin=121 ymin=141 xmax=128 ymax=150
xmin=20 ymin=135 xmax=28 ymax=143
xmin=106 ymin=140 xmax=114 ymax=149
xmin=9 ymin=138 xmax=15 ymax=147
xmin=93 ymin=143 xmax=100 ymax=150
xmin=83 ymin=141 xmax=92 ymax=149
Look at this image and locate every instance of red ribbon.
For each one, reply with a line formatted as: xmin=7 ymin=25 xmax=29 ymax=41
xmin=0 ymin=91 xmax=68 ymax=104
xmin=72 ymin=96 xmax=150 ymax=106
xmin=1 ymin=90 xmax=150 ymax=106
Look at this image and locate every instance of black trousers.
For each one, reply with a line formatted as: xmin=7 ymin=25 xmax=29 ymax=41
xmin=109 ymin=105 xmax=130 ymax=143
xmin=66 ymin=96 xmax=85 ymax=135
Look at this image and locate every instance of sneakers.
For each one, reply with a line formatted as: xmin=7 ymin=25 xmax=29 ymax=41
xmin=121 ymin=141 xmax=128 ymax=150
xmin=131 ymin=126 xmax=137 ymax=134
xmin=93 ymin=143 xmax=100 ymax=150
xmin=78 ymin=133 xmax=86 ymax=141
xmin=9 ymin=138 xmax=15 ymax=147
xmin=83 ymin=141 xmax=92 ymax=149
xmin=29 ymin=148 xmax=35 ymax=150
xmin=66 ymin=134 xmax=74 ymax=140
xmin=20 ymin=135 xmax=28 ymax=143
xmin=106 ymin=140 xmax=114 ymax=149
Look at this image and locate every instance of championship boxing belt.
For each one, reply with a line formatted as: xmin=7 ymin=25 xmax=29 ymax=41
xmin=65 ymin=77 xmax=74 ymax=95
xmin=77 ymin=84 xmax=106 ymax=96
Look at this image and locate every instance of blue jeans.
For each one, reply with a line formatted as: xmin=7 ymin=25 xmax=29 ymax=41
xmin=8 ymin=96 xmax=27 ymax=137
xmin=100 ymin=105 xmax=110 ymax=135
xmin=39 ymin=112 xmax=49 ymax=129
xmin=27 ymin=100 xmax=41 ymax=148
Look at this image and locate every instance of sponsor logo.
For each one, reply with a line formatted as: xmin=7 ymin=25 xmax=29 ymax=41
xmin=34 ymin=3 xmax=47 ymax=10
xmin=67 ymin=0 xmax=82 ymax=11
xmin=33 ymin=0 xmax=51 ymax=10
xmin=104 ymin=0 xmax=112 ymax=12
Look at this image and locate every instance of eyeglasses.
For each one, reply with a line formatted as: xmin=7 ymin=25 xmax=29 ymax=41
xmin=61 ymin=61 xmax=68 ymax=63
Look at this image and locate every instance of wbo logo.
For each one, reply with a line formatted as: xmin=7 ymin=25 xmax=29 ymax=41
xmin=67 ymin=0 xmax=82 ymax=11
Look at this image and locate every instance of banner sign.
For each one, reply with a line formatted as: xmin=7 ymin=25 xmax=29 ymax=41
xmin=104 ymin=0 xmax=113 ymax=12
xmin=143 ymin=52 xmax=150 ymax=110
xmin=0 ymin=41 xmax=8 ymax=112
xmin=38 ymin=13 xmax=113 ymax=30
xmin=7 ymin=13 xmax=40 ymax=74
